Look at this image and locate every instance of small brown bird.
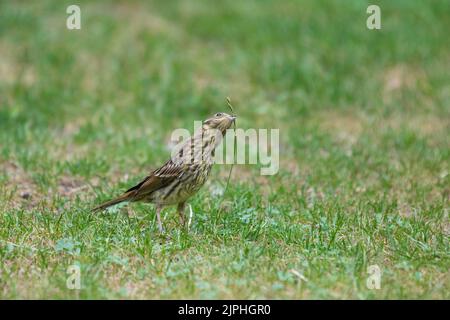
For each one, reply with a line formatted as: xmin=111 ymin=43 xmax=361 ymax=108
xmin=92 ymin=112 xmax=236 ymax=232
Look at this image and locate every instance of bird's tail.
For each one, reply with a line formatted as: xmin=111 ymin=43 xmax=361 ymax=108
xmin=91 ymin=192 xmax=133 ymax=212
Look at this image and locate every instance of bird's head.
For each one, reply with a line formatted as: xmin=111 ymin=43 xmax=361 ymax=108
xmin=203 ymin=112 xmax=236 ymax=134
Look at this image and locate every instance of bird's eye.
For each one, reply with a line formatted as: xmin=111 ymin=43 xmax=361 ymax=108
xmin=215 ymin=113 xmax=223 ymax=117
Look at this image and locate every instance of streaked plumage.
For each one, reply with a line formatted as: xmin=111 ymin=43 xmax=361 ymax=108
xmin=92 ymin=112 xmax=236 ymax=232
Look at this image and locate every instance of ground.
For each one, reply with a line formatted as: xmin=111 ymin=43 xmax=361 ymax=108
xmin=0 ymin=0 xmax=449 ymax=299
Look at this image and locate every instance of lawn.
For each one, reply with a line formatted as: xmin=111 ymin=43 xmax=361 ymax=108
xmin=0 ymin=0 xmax=449 ymax=299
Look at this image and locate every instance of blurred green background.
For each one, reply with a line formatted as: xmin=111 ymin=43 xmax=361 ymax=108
xmin=0 ymin=0 xmax=448 ymax=299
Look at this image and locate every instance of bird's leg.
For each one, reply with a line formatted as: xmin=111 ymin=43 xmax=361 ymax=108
xmin=155 ymin=205 xmax=165 ymax=233
xmin=177 ymin=202 xmax=186 ymax=227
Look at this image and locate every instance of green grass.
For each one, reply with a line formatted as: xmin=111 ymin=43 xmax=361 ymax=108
xmin=0 ymin=0 xmax=449 ymax=299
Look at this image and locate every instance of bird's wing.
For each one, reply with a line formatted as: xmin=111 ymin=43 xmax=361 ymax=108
xmin=125 ymin=159 xmax=184 ymax=200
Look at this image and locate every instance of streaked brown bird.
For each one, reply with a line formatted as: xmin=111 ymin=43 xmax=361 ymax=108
xmin=92 ymin=112 xmax=236 ymax=232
